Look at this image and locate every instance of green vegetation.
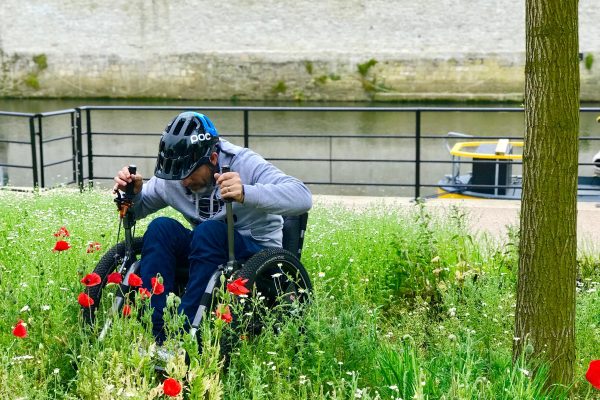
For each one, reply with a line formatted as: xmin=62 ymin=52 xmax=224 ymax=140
xmin=357 ymin=58 xmax=390 ymax=97
xmin=314 ymin=75 xmax=328 ymax=85
xmin=304 ymin=61 xmax=314 ymax=75
xmin=313 ymin=73 xmax=341 ymax=86
xmin=19 ymin=54 xmax=48 ymax=91
xmin=0 ymin=190 xmax=598 ymax=399
xmin=271 ymin=81 xmax=287 ymax=95
xmin=33 ymin=54 xmax=48 ymax=70
xmin=293 ymin=89 xmax=305 ymax=102
xmin=357 ymin=59 xmax=378 ymax=78
xmin=24 ymin=73 xmax=40 ymax=90
xmin=584 ymin=53 xmax=594 ymax=71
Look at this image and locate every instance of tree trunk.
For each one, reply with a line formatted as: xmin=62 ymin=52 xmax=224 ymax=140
xmin=514 ymin=0 xmax=579 ymax=387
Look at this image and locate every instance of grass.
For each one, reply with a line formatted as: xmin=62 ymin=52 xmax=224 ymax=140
xmin=0 ymin=189 xmax=598 ymax=399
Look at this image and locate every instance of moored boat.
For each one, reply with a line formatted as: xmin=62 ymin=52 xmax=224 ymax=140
xmin=437 ymin=133 xmax=600 ymax=201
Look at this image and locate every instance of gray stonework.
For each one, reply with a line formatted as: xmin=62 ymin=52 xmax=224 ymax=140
xmin=1 ymin=1 xmax=599 ymax=101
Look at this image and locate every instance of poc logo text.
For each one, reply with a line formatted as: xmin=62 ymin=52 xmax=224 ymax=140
xmin=190 ymin=133 xmax=212 ymax=144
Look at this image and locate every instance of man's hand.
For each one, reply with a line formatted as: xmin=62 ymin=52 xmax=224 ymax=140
xmin=215 ymin=171 xmax=244 ymax=203
xmin=113 ymin=166 xmax=143 ymax=194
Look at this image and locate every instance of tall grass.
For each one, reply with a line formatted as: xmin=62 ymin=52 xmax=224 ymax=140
xmin=0 ymin=190 xmax=598 ymax=399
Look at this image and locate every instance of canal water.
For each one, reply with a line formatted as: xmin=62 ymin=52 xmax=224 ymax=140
xmin=1 ymin=98 xmax=600 ymax=197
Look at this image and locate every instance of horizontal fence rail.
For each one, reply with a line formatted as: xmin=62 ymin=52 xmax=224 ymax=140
xmin=0 ymin=106 xmax=599 ymax=199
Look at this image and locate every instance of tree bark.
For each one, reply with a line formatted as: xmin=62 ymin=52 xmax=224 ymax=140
xmin=514 ymin=0 xmax=579 ymax=387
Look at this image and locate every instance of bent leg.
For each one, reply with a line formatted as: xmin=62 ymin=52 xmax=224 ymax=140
xmin=180 ymin=220 xmax=264 ymax=325
xmin=140 ymin=216 xmax=191 ymax=343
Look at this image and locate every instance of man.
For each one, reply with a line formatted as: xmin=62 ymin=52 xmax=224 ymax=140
xmin=113 ymin=111 xmax=312 ymax=343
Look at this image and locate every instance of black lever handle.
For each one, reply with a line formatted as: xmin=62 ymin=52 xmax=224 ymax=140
xmin=126 ymin=165 xmax=137 ymax=196
xmin=221 ymin=165 xmax=235 ymax=265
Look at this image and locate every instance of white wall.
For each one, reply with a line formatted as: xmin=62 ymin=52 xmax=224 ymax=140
xmin=1 ymin=1 xmax=598 ymax=101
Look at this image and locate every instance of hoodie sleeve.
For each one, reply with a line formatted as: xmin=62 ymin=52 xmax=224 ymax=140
xmin=239 ymin=151 xmax=312 ymax=216
xmin=131 ymin=177 xmax=169 ymax=220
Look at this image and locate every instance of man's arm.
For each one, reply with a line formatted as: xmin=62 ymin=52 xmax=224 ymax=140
xmin=235 ymin=151 xmax=312 ymax=216
xmin=130 ymin=177 xmax=169 ymax=220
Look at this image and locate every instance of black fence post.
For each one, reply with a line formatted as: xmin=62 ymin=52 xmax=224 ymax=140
xmin=37 ymin=114 xmax=45 ymax=188
xmin=86 ymin=108 xmax=93 ymax=188
xmin=415 ymin=110 xmax=421 ymax=200
xmin=243 ymin=110 xmax=249 ymax=148
xmin=329 ymin=136 xmax=333 ymax=184
xmin=70 ymin=112 xmax=77 ymax=185
xmin=29 ymin=116 xmax=39 ymax=188
xmin=75 ymin=108 xmax=84 ymax=191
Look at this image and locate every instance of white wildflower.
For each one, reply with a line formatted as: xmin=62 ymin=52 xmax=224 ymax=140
xmin=12 ymin=355 xmax=34 ymax=362
xmin=519 ymin=368 xmax=530 ymax=377
xmin=20 ymin=305 xmax=30 ymax=313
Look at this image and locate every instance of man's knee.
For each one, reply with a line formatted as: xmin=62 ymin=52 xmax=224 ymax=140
xmin=145 ymin=217 xmax=183 ymax=241
xmin=192 ymin=220 xmax=227 ymax=241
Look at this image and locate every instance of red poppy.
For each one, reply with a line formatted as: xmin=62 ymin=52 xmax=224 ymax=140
xmin=80 ymin=272 xmax=101 ymax=287
xmin=53 ymin=240 xmax=71 ymax=252
xmin=138 ymin=287 xmax=151 ymax=300
xmin=53 ymin=226 xmax=70 ymax=237
xmin=127 ymin=273 xmax=143 ymax=287
xmin=78 ymin=292 xmax=95 ymax=308
xmin=151 ymin=277 xmax=165 ymax=295
xmin=106 ymin=272 xmax=123 ymax=285
xmin=86 ymin=241 xmax=101 ymax=253
xmin=122 ymin=304 xmax=131 ymax=317
xmin=12 ymin=320 xmax=27 ymax=338
xmin=215 ymin=305 xmax=232 ymax=323
xmin=227 ymin=277 xmax=250 ymax=296
xmin=586 ymin=359 xmax=600 ymax=390
xmin=163 ymin=377 xmax=182 ymax=397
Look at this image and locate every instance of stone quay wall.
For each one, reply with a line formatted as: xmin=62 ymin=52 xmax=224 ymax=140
xmin=1 ymin=0 xmax=599 ymax=102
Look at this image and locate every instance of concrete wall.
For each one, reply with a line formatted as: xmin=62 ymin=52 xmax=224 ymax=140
xmin=1 ymin=1 xmax=599 ymax=101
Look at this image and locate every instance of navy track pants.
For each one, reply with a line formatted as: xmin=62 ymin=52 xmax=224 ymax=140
xmin=139 ymin=216 xmax=263 ymax=343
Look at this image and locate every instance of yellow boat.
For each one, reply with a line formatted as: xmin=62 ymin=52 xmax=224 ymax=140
xmin=437 ymin=133 xmax=600 ymax=201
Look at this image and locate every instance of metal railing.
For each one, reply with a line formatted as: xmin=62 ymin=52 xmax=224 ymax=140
xmin=0 ymin=106 xmax=599 ymax=198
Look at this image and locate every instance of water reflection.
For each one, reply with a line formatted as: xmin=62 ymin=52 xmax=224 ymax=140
xmin=0 ymin=99 xmax=599 ymax=197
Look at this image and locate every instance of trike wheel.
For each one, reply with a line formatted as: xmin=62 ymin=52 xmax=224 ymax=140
xmin=233 ymin=248 xmax=312 ymax=333
xmin=81 ymin=237 xmax=144 ymax=326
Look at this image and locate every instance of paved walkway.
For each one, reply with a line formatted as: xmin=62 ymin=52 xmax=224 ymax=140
xmin=313 ymin=195 xmax=600 ymax=251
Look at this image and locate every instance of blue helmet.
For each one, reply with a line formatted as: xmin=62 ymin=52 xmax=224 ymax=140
xmin=154 ymin=112 xmax=219 ymax=180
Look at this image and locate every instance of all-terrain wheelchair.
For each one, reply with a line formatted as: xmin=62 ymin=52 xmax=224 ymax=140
xmin=81 ymin=166 xmax=312 ymax=347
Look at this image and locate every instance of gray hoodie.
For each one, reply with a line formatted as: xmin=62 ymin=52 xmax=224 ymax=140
xmin=132 ymin=139 xmax=312 ymax=248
